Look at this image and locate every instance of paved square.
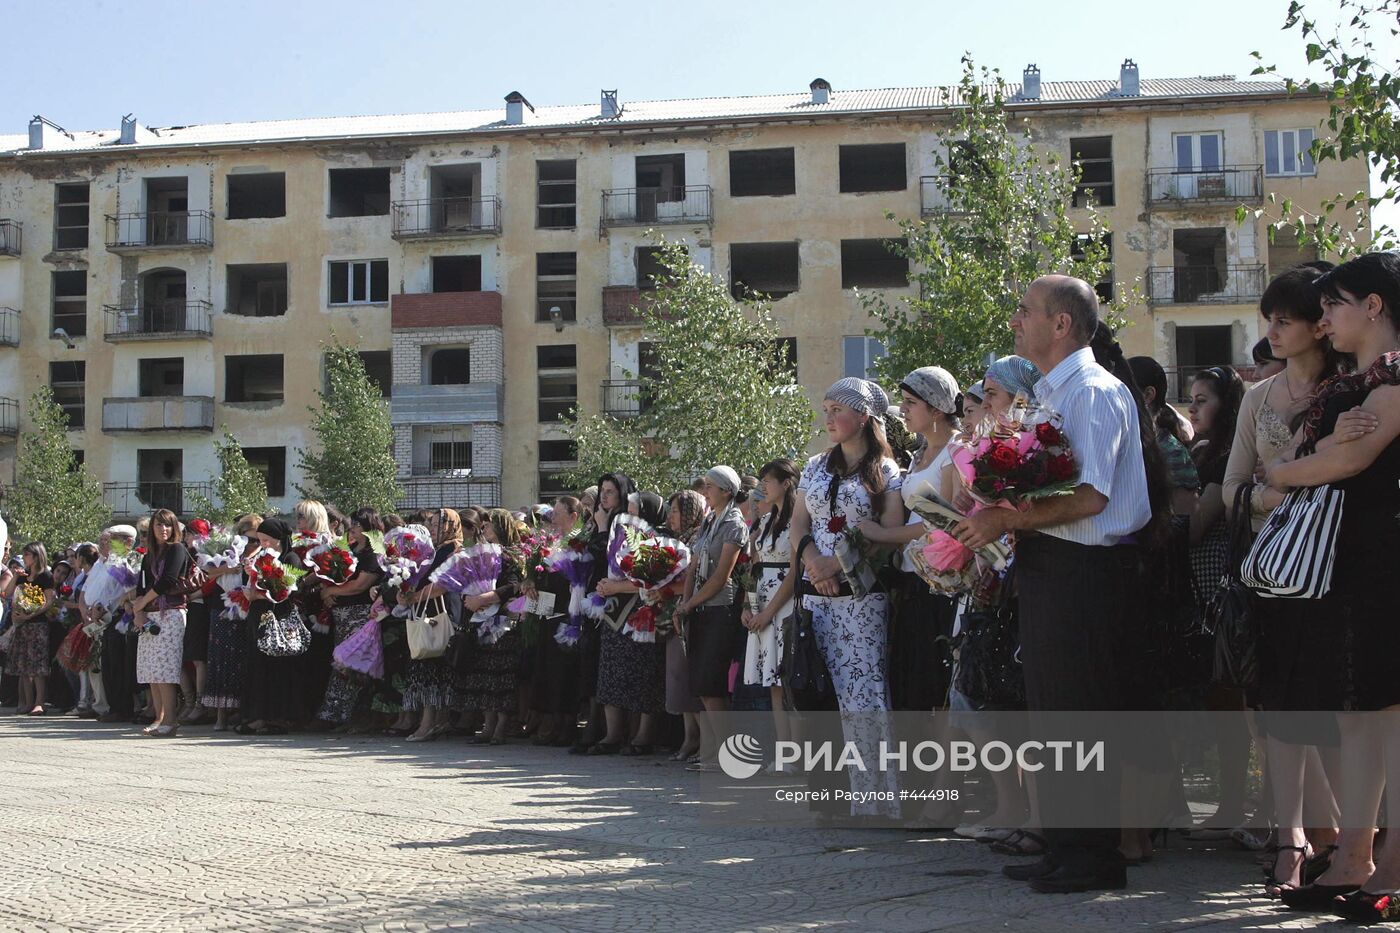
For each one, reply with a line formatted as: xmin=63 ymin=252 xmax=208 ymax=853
xmin=0 ymin=717 xmax=1334 ymax=931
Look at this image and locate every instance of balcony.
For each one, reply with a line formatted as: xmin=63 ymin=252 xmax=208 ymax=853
xmin=390 ymin=383 xmax=503 ymax=425
xmin=602 ymin=380 xmax=644 ymax=418
xmin=0 ymin=396 xmax=17 ymax=436
xmin=391 ymin=196 xmax=501 ymax=239
xmin=103 ymin=300 xmax=213 ymax=341
xmin=1147 ymin=166 xmax=1264 ymax=207
xmin=0 ymin=219 xmax=20 ymax=256
xmin=1146 ymin=265 xmax=1267 ymax=305
xmin=391 ymin=291 xmax=502 ymax=330
xmin=918 ymin=175 xmax=968 ymax=217
xmin=0 ymin=307 xmax=18 ymax=347
xmin=102 ymin=396 xmax=215 ymax=433
xmin=397 ymin=475 xmax=500 ymax=511
xmin=105 ymin=211 xmax=213 ymax=251
xmin=600 ymin=186 xmax=712 ymax=227
xmin=103 ymin=481 xmax=215 ymax=518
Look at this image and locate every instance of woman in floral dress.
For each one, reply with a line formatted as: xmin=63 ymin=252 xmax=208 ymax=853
xmin=741 ymin=459 xmax=798 ymax=750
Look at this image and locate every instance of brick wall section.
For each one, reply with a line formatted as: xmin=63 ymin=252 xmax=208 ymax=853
xmin=601 ymin=286 xmax=644 ymax=326
xmin=390 ymin=290 xmax=503 ymax=329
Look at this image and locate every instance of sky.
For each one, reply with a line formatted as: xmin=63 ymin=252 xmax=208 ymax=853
xmin=6 ymin=0 xmax=1394 ymax=229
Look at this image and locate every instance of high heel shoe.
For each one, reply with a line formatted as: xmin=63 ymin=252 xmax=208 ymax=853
xmin=1280 ymin=881 xmax=1361 ymax=911
xmin=1263 ymin=843 xmax=1312 ymax=897
xmin=1333 ymin=889 xmax=1400 ymax=922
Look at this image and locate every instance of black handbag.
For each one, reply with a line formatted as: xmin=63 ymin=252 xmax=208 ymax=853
xmin=782 ymin=540 xmax=836 ymax=710
xmin=1205 ymin=484 xmax=1260 ymax=690
xmin=953 ymin=600 xmax=1025 ymax=709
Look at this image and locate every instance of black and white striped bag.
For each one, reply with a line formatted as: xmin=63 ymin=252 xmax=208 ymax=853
xmin=1240 ymin=484 xmax=1345 ymax=599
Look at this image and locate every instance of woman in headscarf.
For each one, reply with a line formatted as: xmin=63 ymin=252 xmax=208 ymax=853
xmin=237 ymin=516 xmax=305 ymax=735
xmin=981 ymin=354 xmax=1042 ymax=418
xmin=664 ymin=489 xmax=708 ymax=761
xmin=454 ymin=508 xmax=526 ymax=745
xmin=397 ymin=508 xmax=464 ymax=742
xmin=527 ymin=495 xmax=585 ymax=746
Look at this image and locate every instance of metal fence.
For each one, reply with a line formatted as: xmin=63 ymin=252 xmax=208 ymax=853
xmin=0 ymin=219 xmax=20 ymax=256
xmin=0 ymin=396 xmax=17 ymax=436
xmin=391 ymin=196 xmax=501 ymax=238
xmin=1146 ymin=265 xmax=1266 ymax=304
xmin=104 ymin=300 xmax=213 ymax=340
xmin=602 ymin=380 xmax=644 ymax=418
xmin=600 ymin=186 xmax=712 ymax=226
xmin=103 ymin=481 xmax=216 ymax=518
xmin=0 ymin=307 xmax=18 ymax=346
xmin=396 ymin=476 xmax=501 ymax=512
xmin=1147 ymin=165 xmax=1263 ymax=205
xmin=105 ymin=210 xmax=213 ymax=249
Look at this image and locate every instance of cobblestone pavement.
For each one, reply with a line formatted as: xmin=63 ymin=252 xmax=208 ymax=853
xmin=0 ymin=715 xmax=1340 ymax=932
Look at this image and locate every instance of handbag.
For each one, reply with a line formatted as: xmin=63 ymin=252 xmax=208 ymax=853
xmin=1205 ymin=484 xmax=1261 ymax=690
xmin=953 ymin=602 xmax=1025 ymax=709
xmin=406 ymin=596 xmax=451 ymax=660
xmin=257 ymin=606 xmax=311 ymax=657
xmin=1240 ymin=478 xmax=1345 ymax=599
xmin=782 ymin=572 xmax=836 ymax=711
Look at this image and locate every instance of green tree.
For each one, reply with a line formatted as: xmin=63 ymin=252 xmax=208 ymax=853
xmin=5 ymin=387 xmax=109 ymax=549
xmin=188 ymin=429 xmax=269 ymax=524
xmin=864 ymin=56 xmax=1126 ymax=389
xmin=296 ymin=342 xmax=401 ymax=514
xmin=563 ymin=241 xmax=814 ymax=492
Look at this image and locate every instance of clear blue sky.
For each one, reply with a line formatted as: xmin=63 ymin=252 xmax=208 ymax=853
xmin=7 ymin=0 xmax=1391 ymax=227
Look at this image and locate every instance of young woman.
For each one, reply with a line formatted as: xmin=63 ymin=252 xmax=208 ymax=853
xmin=526 ymin=496 xmax=584 ymax=746
xmin=238 ymin=517 xmax=306 ymax=735
xmin=397 ymin=508 xmax=465 ymax=742
xmin=1254 ymin=336 xmax=1286 ymax=380
xmin=203 ymin=514 xmax=260 ymax=731
xmin=1186 ymin=367 xmax=1246 ymax=594
xmin=454 ymin=508 xmax=525 ymax=745
xmin=129 ymin=509 xmax=192 ymax=737
xmin=317 ymin=508 xmax=387 ymax=728
xmin=570 ymin=473 xmax=634 ymax=753
xmin=663 ymin=489 xmax=708 ymax=761
xmin=292 ymin=500 xmax=335 ymax=724
xmin=7 ymin=543 xmax=56 ymax=715
xmin=179 ymin=520 xmax=213 ymax=725
xmin=741 ymin=460 xmax=799 ymax=753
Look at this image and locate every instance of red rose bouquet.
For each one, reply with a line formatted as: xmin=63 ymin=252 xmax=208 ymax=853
xmin=249 ymin=550 xmax=306 ymax=603
xmin=304 ymin=534 xmax=359 ymax=586
xmin=825 ymin=514 xmax=878 ymax=598
xmin=617 ymin=523 xmax=690 ymax=644
xmin=380 ymin=524 xmax=436 ymax=589
xmin=950 ymin=409 xmax=1079 ymax=509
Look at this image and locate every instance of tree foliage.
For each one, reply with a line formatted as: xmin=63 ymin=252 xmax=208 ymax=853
xmin=188 ymin=429 xmax=269 ymax=525
xmin=5 ymin=387 xmax=109 ymax=549
xmin=864 ymin=56 xmax=1128 ymax=390
xmin=563 ymin=241 xmax=814 ymax=492
xmin=296 ymin=342 xmax=401 ymax=515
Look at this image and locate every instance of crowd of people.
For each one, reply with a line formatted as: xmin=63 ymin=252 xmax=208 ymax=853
xmin=1 ymin=255 xmax=1397 ymax=916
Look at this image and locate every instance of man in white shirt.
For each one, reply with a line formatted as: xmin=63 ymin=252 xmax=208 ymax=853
xmin=956 ymin=275 xmax=1156 ymax=894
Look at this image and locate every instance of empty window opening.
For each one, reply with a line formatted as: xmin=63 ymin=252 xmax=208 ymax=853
xmin=635 ymin=246 xmax=678 ymax=291
xmin=537 ymin=345 xmax=578 ymax=422
xmin=731 ymin=242 xmax=800 ymax=299
xmin=226 ymin=263 xmax=288 ymax=317
xmin=634 ymin=154 xmax=686 ymax=201
xmin=429 ymin=164 xmax=478 ymax=202
xmin=358 ymin=350 xmax=392 ymax=398
xmin=49 ymin=361 xmax=85 ymax=428
xmin=426 ymin=164 xmax=483 ymax=230
xmin=138 ymin=358 xmax=185 ymax=398
xmin=537 ymin=160 xmax=577 ymax=228
xmin=52 ymin=269 xmax=87 ymax=337
xmin=1171 ymin=228 xmax=1228 ymax=302
xmin=329 ymin=259 xmax=389 ymax=305
xmin=538 ymin=439 xmax=577 ymax=463
xmin=136 ymin=449 xmax=184 ymax=513
xmin=1174 ymin=325 xmax=1234 ymax=400
xmin=1071 ymin=233 xmax=1115 ymax=304
xmin=225 ymin=354 xmax=285 ymax=404
xmin=242 ymin=446 xmax=287 ymax=497
xmin=139 ymin=268 xmax=189 ymax=332
xmin=427 ymin=347 xmax=471 ymax=385
xmin=54 ymin=182 xmax=90 ymax=249
xmin=730 ymin=148 xmax=796 ymax=197
xmin=839 ymin=144 xmax=906 ymax=193
xmin=143 ymin=177 xmax=191 ymax=245
xmin=536 ymin=252 xmax=577 ymax=322
xmin=328 ymin=167 xmax=391 ymax=218
xmin=840 ymin=238 xmax=909 ymax=288
xmin=1071 ymin=136 xmax=1115 ymax=207
xmin=227 ymin=172 xmax=286 ymax=219
xmin=432 ymin=255 xmax=482 ymax=293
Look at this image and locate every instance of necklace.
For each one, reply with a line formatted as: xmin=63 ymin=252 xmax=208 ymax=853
xmin=1281 ymin=368 xmax=1312 ymax=403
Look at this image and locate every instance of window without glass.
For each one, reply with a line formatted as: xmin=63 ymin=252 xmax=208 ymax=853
xmin=1071 ymin=233 xmax=1115 ymax=304
xmin=430 ymin=436 xmax=473 ymax=473
xmin=53 ymin=183 xmax=90 ymax=249
xmin=840 ymin=239 xmax=909 ymax=288
xmin=635 ymin=154 xmax=686 ymax=201
xmin=839 ymin=143 xmax=906 ymax=192
xmin=138 ymin=358 xmax=185 ymax=397
xmin=1171 ymin=228 xmax=1228 ymax=302
xmin=432 ymin=255 xmax=482 ymax=293
xmin=242 ymin=446 xmax=287 ymax=497
xmin=226 ymin=263 xmax=289 ymax=317
xmin=635 ymin=246 xmax=676 ymax=291
xmin=731 ymin=242 xmax=800 ymax=299
xmin=227 ymin=173 xmax=286 ymax=219
xmin=536 ymin=252 xmax=577 ymax=322
xmin=427 ymin=347 xmax=471 ymax=385
xmin=358 ymin=350 xmax=392 ymax=398
xmin=225 ymin=354 xmax=285 ymax=403
xmin=537 ymin=345 xmax=578 ymax=422
xmin=52 ymin=269 xmax=87 ymax=337
xmin=50 ymin=361 xmax=85 ymax=428
xmin=539 ymin=439 xmax=577 ymax=463
xmin=328 ymin=167 xmax=391 ymax=217
xmin=1071 ymin=136 xmax=1114 ymax=207
xmin=1264 ymin=129 xmax=1317 ymax=177
xmin=537 ymin=160 xmax=577 ymax=228
xmin=329 ymin=259 xmax=388 ymax=305
xmin=842 ymin=336 xmax=887 ymax=379
xmin=730 ymin=148 xmax=796 ymax=197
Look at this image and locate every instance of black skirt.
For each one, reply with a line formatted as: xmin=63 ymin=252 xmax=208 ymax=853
xmin=889 ymin=573 xmax=955 ymax=711
xmin=686 ymin=604 xmax=742 ymax=698
xmin=530 ymin=617 xmax=580 ymax=715
xmin=182 ymin=600 xmax=211 ymax=663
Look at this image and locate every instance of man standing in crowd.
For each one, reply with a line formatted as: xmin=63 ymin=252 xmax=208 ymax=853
xmin=956 ymin=275 xmax=1154 ymax=893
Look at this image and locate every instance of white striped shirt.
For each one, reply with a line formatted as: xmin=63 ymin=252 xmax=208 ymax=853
xmin=1034 ymin=347 xmax=1152 ymax=547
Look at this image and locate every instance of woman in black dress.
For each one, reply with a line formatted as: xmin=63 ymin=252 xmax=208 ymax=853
xmin=203 ymin=515 xmax=261 ymax=731
xmin=527 ymin=496 xmax=584 ymax=745
xmin=455 ymin=508 xmax=526 ymax=745
xmin=237 ymin=517 xmax=305 ymax=735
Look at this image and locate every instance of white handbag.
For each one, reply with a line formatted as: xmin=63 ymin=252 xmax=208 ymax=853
xmin=405 ymin=596 xmax=452 ymax=660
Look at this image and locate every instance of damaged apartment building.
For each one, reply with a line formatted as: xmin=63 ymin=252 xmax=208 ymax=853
xmin=0 ymin=65 xmax=1369 ymax=514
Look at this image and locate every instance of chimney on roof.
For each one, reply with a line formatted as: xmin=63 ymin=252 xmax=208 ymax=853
xmin=601 ymin=89 xmax=620 ymax=119
xmin=1022 ymin=64 xmax=1042 ymax=100
xmin=504 ymin=91 xmax=534 ymax=126
xmin=28 ymin=115 xmax=72 ymax=150
xmin=810 ymin=78 xmax=831 ymax=105
xmin=1118 ymin=59 xmax=1140 ymax=97
xmin=120 ymin=114 xmax=139 ymax=144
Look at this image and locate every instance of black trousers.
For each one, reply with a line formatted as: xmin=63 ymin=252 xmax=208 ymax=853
xmin=101 ymin=625 xmax=139 ymax=718
xmin=1016 ymin=534 xmax=1144 ymax=871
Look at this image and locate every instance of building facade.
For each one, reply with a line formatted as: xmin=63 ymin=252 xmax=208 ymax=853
xmin=0 ymin=65 xmax=1369 ymax=516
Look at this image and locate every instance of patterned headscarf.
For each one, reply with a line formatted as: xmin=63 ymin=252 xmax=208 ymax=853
xmin=1300 ymin=350 xmax=1400 ymax=450
xmin=436 ymin=508 xmax=464 ymax=547
xmin=823 ymin=377 xmax=889 ymax=418
xmin=984 ymin=355 xmax=1042 ymax=400
xmin=668 ymin=489 xmax=708 ymax=545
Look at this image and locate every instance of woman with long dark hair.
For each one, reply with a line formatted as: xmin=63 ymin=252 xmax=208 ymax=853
xmin=741 ymin=460 xmax=798 ymax=751
xmin=317 ymin=507 xmax=386 ymax=728
xmin=129 ymin=509 xmax=191 ymax=737
xmin=527 ymin=496 xmax=584 ymax=746
xmin=6 ymin=542 xmax=55 ymax=715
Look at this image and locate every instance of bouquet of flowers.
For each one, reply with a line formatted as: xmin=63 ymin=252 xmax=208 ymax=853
xmin=617 ymin=527 xmax=690 ymax=644
xmin=823 ymin=514 xmax=879 ymax=598
xmin=194 ymin=527 xmax=248 ymax=592
xmin=304 ymin=534 xmax=359 ymax=586
xmin=222 ymin=585 xmax=254 ymax=620
xmin=732 ymin=550 xmax=759 ymax=613
xmin=521 ymin=527 xmax=560 ymax=594
xmin=902 ymin=480 xmax=1012 ymax=583
xmin=104 ymin=539 xmax=145 ymax=596
xmin=430 ymin=543 xmax=507 ymax=643
xmin=582 ymin=514 xmax=645 ymax=627
xmin=950 ymin=401 xmax=1079 ymax=509
xmin=249 ymin=550 xmax=306 ymax=603
xmin=544 ymin=525 xmax=594 ymax=647
xmin=15 ymin=582 xmax=47 ymax=615
xmin=379 ymin=524 xmax=436 ymax=589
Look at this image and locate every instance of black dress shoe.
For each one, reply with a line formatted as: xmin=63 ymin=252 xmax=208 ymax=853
xmin=1003 ymin=856 xmax=1058 ymax=881
xmin=1280 ymin=882 xmax=1361 ymax=911
xmin=1029 ymin=863 xmax=1128 ymax=894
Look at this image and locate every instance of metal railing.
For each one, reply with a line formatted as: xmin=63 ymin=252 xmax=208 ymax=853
xmin=1147 ymin=165 xmax=1264 ymax=205
xmin=396 ymin=475 xmax=501 ymax=511
xmin=391 ymin=196 xmax=501 ymax=238
xmin=0 ymin=307 xmax=18 ymax=347
xmin=103 ymin=481 xmax=216 ymax=518
xmin=1146 ymin=265 xmax=1267 ymax=305
xmin=0 ymin=219 xmax=20 ymax=256
xmin=1161 ymin=365 xmax=1253 ymax=403
xmin=918 ymin=175 xmax=967 ymax=216
xmin=105 ymin=210 xmax=214 ymax=249
xmin=0 ymin=396 xmax=17 ymax=436
xmin=103 ymin=300 xmax=213 ymax=340
xmin=601 ymin=186 xmax=712 ymax=227
xmin=602 ymin=380 xmax=645 ymax=418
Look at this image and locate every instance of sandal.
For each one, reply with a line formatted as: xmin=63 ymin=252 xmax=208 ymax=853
xmin=1263 ymin=843 xmax=1312 ymax=897
xmin=587 ymin=742 xmax=622 ymax=756
xmin=1333 ymin=889 xmax=1400 ymax=923
xmin=990 ymin=829 xmax=1049 ymax=857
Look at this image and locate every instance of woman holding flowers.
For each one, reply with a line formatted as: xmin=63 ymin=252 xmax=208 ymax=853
xmin=397 ymin=508 xmax=464 ymax=742
xmin=203 ymin=514 xmax=260 ymax=730
xmin=129 ymin=510 xmax=192 ymax=736
xmin=317 ymin=507 xmax=386 ymax=727
xmin=453 ymin=508 xmax=526 ymax=745
xmin=7 ymin=542 xmax=56 ymax=715
xmin=572 ymin=473 xmax=634 ymax=753
xmin=238 ymin=517 xmax=305 ymax=735
xmin=527 ymin=496 xmax=585 ymax=745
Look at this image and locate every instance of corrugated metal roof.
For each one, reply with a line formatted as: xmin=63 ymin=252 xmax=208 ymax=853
xmin=0 ymin=77 xmax=1300 ymax=157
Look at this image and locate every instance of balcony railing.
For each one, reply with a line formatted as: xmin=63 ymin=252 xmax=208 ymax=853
xmin=102 ymin=396 xmax=215 ymax=433
xmin=103 ymin=481 xmax=216 ymax=518
xmin=0 ymin=307 xmax=18 ymax=347
xmin=602 ymin=380 xmax=645 ymax=418
xmin=1147 ymin=166 xmax=1264 ymax=206
xmin=1146 ymin=265 xmax=1266 ymax=305
xmin=392 ymin=196 xmax=501 ymax=239
xmin=1161 ymin=365 xmax=1255 ymax=403
xmin=103 ymin=300 xmax=213 ymax=341
xmin=389 ymin=383 xmax=503 ymax=425
xmin=918 ymin=175 xmax=968 ymax=217
xmin=0 ymin=396 xmax=18 ymax=436
xmin=601 ymin=186 xmax=712 ymax=227
xmin=397 ymin=475 xmax=501 ymax=511
xmin=0 ymin=219 xmax=20 ymax=256
xmin=105 ymin=210 xmax=213 ymax=250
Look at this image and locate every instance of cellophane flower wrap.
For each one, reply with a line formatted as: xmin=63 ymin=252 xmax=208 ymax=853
xmin=949 ymin=397 xmax=1080 ymax=510
xmin=901 ymin=479 xmax=1012 ymax=597
xmin=582 ymin=514 xmax=638 ymax=624
xmin=194 ymin=527 xmax=248 ymax=592
xmin=430 ymin=542 xmax=506 ymax=641
xmin=103 ymin=539 xmax=144 ymax=597
xmin=544 ymin=527 xmax=594 ymax=647
xmin=222 ymin=585 xmax=254 ymax=620
xmin=304 ymin=534 xmax=359 ymax=586
xmin=15 ymin=582 xmax=47 ymax=615
xmin=618 ymin=524 xmax=691 ymax=644
xmin=379 ymin=524 xmax=435 ymax=589
xmin=332 ymin=615 xmax=385 ymax=679
xmin=249 ymin=550 xmax=306 ymax=604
